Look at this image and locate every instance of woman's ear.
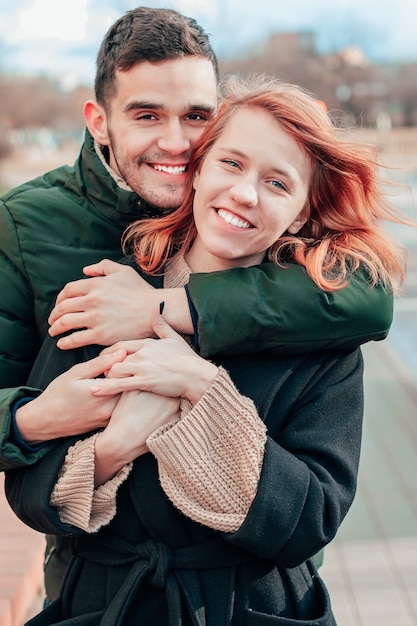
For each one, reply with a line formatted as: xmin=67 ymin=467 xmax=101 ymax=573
xmin=83 ymin=100 xmax=110 ymax=146
xmin=192 ymin=171 xmax=200 ymax=191
xmin=287 ymin=206 xmax=309 ymax=234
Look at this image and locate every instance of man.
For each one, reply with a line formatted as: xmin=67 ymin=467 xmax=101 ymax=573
xmin=0 ymin=6 xmax=219 ymax=466
xmin=1 ymin=4 xmax=391 ymax=600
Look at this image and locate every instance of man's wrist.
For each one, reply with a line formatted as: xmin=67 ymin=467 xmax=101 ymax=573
xmin=162 ymin=287 xmax=194 ymax=336
xmin=10 ymin=397 xmax=47 ymax=453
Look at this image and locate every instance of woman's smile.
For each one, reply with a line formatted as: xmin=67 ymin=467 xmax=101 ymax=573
xmin=216 ymin=208 xmax=253 ymax=229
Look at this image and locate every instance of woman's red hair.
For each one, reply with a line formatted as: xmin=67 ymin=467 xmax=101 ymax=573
xmin=123 ymin=75 xmax=413 ymax=293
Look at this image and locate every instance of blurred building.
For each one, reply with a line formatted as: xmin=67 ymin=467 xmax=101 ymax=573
xmin=219 ymin=32 xmax=417 ymax=128
xmin=0 ymin=75 xmax=91 ymax=158
xmin=0 ymin=30 xmax=416 ymax=159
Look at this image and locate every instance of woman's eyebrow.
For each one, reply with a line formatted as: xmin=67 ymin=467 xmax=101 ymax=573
xmin=219 ymin=146 xmax=298 ymax=182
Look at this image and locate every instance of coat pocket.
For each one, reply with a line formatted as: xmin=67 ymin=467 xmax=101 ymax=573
xmin=245 ymin=573 xmax=335 ymax=626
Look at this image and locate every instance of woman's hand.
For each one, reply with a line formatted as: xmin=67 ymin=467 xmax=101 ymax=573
xmin=94 ymin=389 xmax=180 ymax=485
xmin=92 ymin=308 xmax=218 ymax=405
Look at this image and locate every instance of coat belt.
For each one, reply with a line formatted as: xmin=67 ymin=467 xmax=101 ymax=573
xmin=73 ymin=535 xmax=252 ymax=626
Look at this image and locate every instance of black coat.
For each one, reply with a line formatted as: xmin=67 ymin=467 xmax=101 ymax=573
xmin=5 ymin=270 xmax=364 ymax=626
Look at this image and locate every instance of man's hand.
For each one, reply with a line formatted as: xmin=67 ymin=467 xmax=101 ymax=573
xmin=15 ymin=350 xmax=127 ymax=445
xmin=48 ymin=260 xmax=157 ymax=349
xmin=48 ymin=259 xmax=193 ymax=350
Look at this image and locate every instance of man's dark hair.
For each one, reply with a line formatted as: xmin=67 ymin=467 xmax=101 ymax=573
xmin=95 ymin=6 xmax=219 ymax=108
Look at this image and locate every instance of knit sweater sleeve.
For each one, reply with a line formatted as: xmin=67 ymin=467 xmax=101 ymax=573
xmin=49 ymin=433 xmax=132 ymax=533
xmin=146 ymin=366 xmax=267 ymax=533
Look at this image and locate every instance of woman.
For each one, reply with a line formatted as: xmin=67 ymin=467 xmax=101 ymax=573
xmin=6 ymin=75 xmax=409 ymax=625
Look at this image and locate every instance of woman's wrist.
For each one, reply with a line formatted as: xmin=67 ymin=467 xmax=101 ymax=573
xmin=94 ymin=430 xmax=145 ymax=487
xmin=184 ymin=359 xmax=219 ymax=405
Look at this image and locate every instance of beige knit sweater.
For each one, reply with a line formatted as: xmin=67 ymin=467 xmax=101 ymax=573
xmin=50 ymin=255 xmax=267 ymax=534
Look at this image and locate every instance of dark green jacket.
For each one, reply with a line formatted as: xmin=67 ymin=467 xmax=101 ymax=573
xmin=0 ymin=130 xmax=392 ymax=471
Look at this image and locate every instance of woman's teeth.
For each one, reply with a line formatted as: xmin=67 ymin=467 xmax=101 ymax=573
xmin=217 ymin=209 xmax=252 ymax=229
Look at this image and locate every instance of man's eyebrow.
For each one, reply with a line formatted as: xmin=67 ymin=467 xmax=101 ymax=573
xmin=123 ymin=101 xmax=216 ymax=114
xmin=189 ymin=104 xmax=217 ymax=114
xmin=123 ymin=101 xmax=162 ymax=113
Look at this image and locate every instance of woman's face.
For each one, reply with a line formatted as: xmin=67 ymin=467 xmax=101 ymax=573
xmin=186 ymin=106 xmax=312 ymax=272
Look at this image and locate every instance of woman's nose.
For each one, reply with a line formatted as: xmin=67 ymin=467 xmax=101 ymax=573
xmin=229 ymin=182 xmax=258 ymax=207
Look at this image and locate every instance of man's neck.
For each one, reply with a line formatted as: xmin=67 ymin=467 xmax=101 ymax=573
xmin=94 ymin=140 xmax=133 ymax=192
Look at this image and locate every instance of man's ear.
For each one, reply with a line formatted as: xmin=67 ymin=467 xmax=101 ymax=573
xmin=83 ymin=100 xmax=110 ymax=145
xmin=287 ymin=206 xmax=309 ymax=234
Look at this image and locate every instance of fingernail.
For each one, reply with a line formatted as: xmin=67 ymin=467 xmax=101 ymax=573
xmin=159 ymin=301 xmax=165 ymax=314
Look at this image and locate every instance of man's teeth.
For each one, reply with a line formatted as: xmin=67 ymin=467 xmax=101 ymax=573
xmin=153 ymin=164 xmax=187 ymax=175
xmin=217 ymin=209 xmax=251 ymax=229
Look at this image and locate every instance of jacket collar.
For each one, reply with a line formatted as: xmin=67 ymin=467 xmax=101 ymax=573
xmin=75 ymin=128 xmax=160 ymax=226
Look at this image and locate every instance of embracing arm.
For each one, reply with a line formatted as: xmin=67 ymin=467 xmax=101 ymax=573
xmin=0 ymin=203 xmax=45 ymax=470
xmin=5 ymin=314 xmax=182 ymax=534
xmin=48 ymin=259 xmax=392 ymax=358
xmin=0 ymin=202 xmax=41 ymax=386
xmin=188 ymin=263 xmax=393 ymax=356
xmin=0 ymin=335 xmax=126 ymax=471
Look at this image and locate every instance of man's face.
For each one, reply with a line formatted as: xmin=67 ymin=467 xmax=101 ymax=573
xmin=102 ymin=57 xmax=218 ymax=211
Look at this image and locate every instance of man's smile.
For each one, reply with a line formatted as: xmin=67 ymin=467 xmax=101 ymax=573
xmin=150 ymin=164 xmax=188 ymax=175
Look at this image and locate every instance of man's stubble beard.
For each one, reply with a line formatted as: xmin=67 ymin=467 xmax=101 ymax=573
xmin=107 ymin=129 xmax=185 ymax=214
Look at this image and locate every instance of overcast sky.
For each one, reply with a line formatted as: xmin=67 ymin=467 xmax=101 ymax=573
xmin=0 ymin=0 xmax=416 ymax=87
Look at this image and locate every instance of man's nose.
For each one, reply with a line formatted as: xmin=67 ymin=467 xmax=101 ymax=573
xmin=157 ymin=120 xmax=191 ymax=155
xmin=229 ymin=182 xmax=258 ymax=207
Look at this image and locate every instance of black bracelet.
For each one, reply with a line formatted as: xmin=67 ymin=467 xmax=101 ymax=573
xmin=184 ymin=284 xmax=200 ymax=350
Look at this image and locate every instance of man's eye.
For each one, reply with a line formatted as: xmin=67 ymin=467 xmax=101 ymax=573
xmin=136 ymin=113 xmax=157 ymax=120
xmin=186 ymin=113 xmax=210 ymax=121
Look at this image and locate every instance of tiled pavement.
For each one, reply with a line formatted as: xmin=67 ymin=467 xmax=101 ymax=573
xmin=322 ymin=339 xmax=417 ymax=626
xmin=322 ymin=245 xmax=417 ymax=626
xmin=1 ymin=259 xmax=417 ymax=625
xmin=0 ymin=477 xmax=44 ymax=626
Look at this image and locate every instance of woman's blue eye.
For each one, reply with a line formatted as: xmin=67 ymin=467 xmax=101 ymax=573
xmin=271 ymin=180 xmax=287 ymax=191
